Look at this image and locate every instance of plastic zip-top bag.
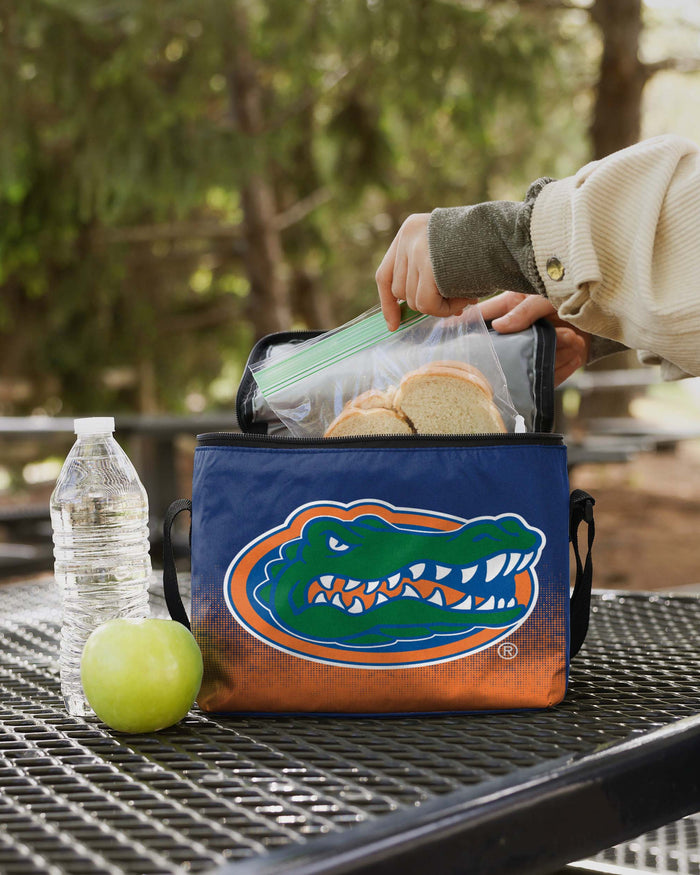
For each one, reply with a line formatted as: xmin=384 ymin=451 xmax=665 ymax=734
xmin=235 ymin=319 xmax=557 ymax=436
xmin=250 ymin=305 xmax=521 ymax=438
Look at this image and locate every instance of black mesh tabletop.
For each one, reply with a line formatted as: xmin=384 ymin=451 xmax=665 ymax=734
xmin=0 ymin=576 xmax=698 ymax=875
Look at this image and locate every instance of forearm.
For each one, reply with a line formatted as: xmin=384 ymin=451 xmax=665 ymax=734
xmin=532 ymin=135 xmax=700 ymax=376
xmin=428 ymin=178 xmax=551 ymax=299
xmin=428 ymin=135 xmax=700 ymax=377
xmin=428 ymin=181 xmax=622 ymax=368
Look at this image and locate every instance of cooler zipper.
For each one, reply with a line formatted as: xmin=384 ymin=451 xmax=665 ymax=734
xmin=236 ymin=330 xmax=322 ymax=431
xmin=196 ymin=432 xmax=564 ymax=449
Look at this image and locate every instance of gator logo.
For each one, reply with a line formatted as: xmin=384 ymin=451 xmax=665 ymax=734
xmin=223 ymin=500 xmax=545 ymax=668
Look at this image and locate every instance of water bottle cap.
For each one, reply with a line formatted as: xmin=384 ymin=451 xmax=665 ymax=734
xmin=74 ymin=417 xmax=116 ymax=436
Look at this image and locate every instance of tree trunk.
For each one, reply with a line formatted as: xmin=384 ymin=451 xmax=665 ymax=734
xmin=578 ymin=0 xmax=647 ymax=423
xmin=590 ymin=0 xmax=646 ymax=159
xmin=290 ymin=268 xmax=334 ymax=330
xmin=224 ymin=3 xmax=292 ymax=339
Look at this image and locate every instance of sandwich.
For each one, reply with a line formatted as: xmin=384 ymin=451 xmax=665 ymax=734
xmin=323 ymin=360 xmax=506 ymax=437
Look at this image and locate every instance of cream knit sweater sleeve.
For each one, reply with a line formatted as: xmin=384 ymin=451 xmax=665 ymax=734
xmin=532 ymin=135 xmax=700 ymax=377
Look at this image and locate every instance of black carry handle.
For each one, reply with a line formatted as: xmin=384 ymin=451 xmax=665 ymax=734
xmin=163 ymin=498 xmax=192 ymax=630
xmin=569 ymin=489 xmax=596 ymax=658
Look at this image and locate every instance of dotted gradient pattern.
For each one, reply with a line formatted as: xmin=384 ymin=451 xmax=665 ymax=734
xmin=0 ymin=578 xmax=698 ymax=874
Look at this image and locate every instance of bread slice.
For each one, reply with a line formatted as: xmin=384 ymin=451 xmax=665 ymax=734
xmin=324 ymin=406 xmax=414 ymax=437
xmin=393 ymin=369 xmax=505 ymax=435
xmin=323 ymin=362 xmax=505 ymax=438
xmin=351 ymin=386 xmax=397 ymax=410
xmin=413 ymin=360 xmax=494 ymax=399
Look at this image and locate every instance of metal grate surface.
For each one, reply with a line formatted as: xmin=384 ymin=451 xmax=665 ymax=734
xmin=0 ymin=578 xmax=698 ymax=875
xmin=571 ymin=815 xmax=700 ymax=875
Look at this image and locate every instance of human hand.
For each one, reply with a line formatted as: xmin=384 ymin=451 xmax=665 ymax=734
xmin=375 ymin=213 xmax=475 ymax=331
xmin=479 ymin=291 xmax=591 ymax=386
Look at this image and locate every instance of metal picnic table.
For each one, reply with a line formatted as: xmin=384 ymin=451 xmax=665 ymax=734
xmin=0 ymin=574 xmax=698 ymax=875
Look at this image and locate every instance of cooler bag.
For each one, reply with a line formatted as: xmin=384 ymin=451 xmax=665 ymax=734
xmin=163 ymin=322 xmax=595 ymax=714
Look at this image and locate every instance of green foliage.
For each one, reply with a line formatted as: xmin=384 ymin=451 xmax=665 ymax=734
xmin=0 ymin=0 xmax=592 ymax=415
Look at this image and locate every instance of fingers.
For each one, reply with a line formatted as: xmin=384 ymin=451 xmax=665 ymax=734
xmin=401 ymin=259 xmax=417 ymax=312
xmin=484 ymin=293 xmax=557 ymax=334
xmin=376 ymin=234 xmax=402 ymax=331
xmin=554 ymin=348 xmax=581 ymax=386
xmin=480 ymin=292 xmax=592 ymax=386
xmin=553 ymin=327 xmax=590 ymax=386
xmin=391 ymin=243 xmax=409 ymax=308
xmin=431 ymin=291 xmax=476 ymax=318
xmin=555 ymin=359 xmax=583 ymax=386
xmin=378 ymin=212 xmax=461 ymax=329
xmin=478 ymin=291 xmax=528 ymax=323
xmin=376 ymin=212 xmax=477 ymax=329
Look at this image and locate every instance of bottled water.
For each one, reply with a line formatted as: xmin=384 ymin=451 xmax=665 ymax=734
xmin=50 ymin=417 xmax=151 ymax=716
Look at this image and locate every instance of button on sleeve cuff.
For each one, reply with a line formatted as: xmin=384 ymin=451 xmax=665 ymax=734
xmin=531 ymin=175 xmax=593 ymax=314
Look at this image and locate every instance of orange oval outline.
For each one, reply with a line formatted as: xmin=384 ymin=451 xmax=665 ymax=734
xmin=223 ymin=499 xmax=541 ymax=668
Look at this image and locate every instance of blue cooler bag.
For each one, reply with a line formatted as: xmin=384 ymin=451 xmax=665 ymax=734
xmin=163 ymin=324 xmax=595 ymax=715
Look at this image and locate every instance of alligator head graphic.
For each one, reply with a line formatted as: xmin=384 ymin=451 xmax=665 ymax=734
xmin=224 ymin=500 xmax=545 ymax=661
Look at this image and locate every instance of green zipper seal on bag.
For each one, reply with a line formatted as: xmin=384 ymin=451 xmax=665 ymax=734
xmin=253 ymin=304 xmax=428 ymax=397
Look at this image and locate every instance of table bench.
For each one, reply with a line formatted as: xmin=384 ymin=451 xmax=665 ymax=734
xmin=0 ymin=412 xmax=238 ymax=516
xmin=0 ymin=575 xmax=697 ymax=874
xmin=0 ymin=504 xmax=55 ymax=577
xmin=0 ymin=415 xmax=237 ymax=577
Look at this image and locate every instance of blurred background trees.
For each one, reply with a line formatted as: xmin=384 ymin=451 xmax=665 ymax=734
xmin=0 ymin=0 xmax=698 ymax=417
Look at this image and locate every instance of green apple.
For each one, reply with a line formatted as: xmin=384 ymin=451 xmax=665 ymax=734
xmin=81 ymin=617 xmax=203 ymax=733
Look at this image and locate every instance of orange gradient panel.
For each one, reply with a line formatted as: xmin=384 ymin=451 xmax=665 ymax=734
xmin=197 ymin=590 xmax=567 ymax=714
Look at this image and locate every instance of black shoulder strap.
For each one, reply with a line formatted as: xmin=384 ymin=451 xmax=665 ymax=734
xmin=162 ymin=498 xmax=192 ymax=629
xmin=569 ymin=489 xmax=596 ymax=658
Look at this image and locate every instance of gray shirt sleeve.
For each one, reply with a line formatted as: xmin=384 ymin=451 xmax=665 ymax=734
xmin=588 ymin=336 xmax=629 ymax=364
xmin=428 ymin=180 xmax=633 ymax=367
xmin=427 ymin=178 xmax=553 ymax=299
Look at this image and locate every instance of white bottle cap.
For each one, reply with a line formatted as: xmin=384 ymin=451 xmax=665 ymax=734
xmin=74 ymin=417 xmax=116 ymax=436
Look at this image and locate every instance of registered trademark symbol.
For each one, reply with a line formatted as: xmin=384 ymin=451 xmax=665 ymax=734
xmin=497 ymin=642 xmax=518 ymax=660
